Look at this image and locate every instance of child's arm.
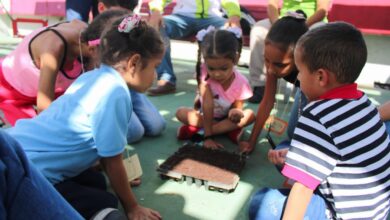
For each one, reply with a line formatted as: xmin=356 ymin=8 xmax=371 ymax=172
xmin=306 ymin=0 xmax=330 ymax=27
xmin=379 ymin=101 xmax=390 ymax=121
xmin=282 ymin=182 xmax=314 ymax=220
xmin=200 ymin=83 xmax=223 ymax=149
xmin=37 ymin=43 xmax=64 ymax=113
xmin=239 ymin=74 xmax=277 ymax=152
xmin=101 ymin=154 xmax=161 ymax=220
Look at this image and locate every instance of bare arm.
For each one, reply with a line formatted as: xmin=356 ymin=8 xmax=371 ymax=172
xmin=245 ymin=74 xmax=278 ymax=148
xmin=101 ymin=155 xmax=161 ymax=220
xmin=379 ymin=101 xmax=390 ymax=121
xmin=282 ymin=182 xmax=314 ymax=220
xmin=306 ymin=0 xmax=330 ymax=27
xmin=267 ymin=0 xmax=280 ymax=24
xmin=200 ymin=83 xmax=223 ymax=149
xmin=36 ymin=44 xmax=64 ymax=113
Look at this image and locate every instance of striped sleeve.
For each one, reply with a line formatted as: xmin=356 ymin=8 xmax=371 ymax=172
xmin=282 ymin=101 xmax=340 ymax=189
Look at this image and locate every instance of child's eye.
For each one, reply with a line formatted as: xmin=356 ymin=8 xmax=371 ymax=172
xmin=275 ymin=63 xmax=288 ymax=68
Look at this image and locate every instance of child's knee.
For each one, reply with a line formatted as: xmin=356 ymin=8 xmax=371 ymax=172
xmin=127 ymin=126 xmax=145 ymax=144
xmin=248 ymin=188 xmax=287 ymax=220
xmin=146 ymin=119 xmax=166 ymax=136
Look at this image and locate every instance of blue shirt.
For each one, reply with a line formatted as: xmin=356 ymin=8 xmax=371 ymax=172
xmin=8 ymin=64 xmax=132 ymax=184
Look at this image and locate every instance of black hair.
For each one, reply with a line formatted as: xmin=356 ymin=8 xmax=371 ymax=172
xmin=80 ymin=9 xmax=129 ymax=42
xmin=100 ymin=16 xmax=164 ymax=68
xmin=265 ymin=10 xmax=308 ymax=53
xmin=99 ymin=0 xmax=138 ymax=11
xmin=296 ymin=21 xmax=367 ymax=83
xmin=195 ymin=29 xmax=242 ymax=85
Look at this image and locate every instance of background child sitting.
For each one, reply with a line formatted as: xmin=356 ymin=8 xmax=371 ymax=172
xmin=176 ymin=27 xmax=255 ymax=149
xmin=8 ymin=15 xmax=163 ymax=220
xmin=249 ymin=22 xmax=390 ymax=220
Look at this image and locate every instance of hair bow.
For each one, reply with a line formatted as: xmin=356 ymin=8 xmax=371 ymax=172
xmin=196 ymin=26 xmax=216 ymax=42
xmin=118 ymin=14 xmax=141 ymax=33
xmin=285 ymin=11 xmax=306 ymax=20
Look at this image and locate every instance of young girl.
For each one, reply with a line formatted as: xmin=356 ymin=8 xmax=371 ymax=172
xmin=239 ymin=11 xmax=309 ymax=154
xmin=8 ymin=14 xmax=163 ymax=220
xmin=0 ymin=9 xmax=128 ymax=126
xmin=176 ymin=27 xmax=255 ymax=149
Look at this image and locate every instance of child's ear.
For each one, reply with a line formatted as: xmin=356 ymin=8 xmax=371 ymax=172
xmin=88 ymin=45 xmax=99 ymax=58
xmin=317 ymin=68 xmax=330 ymax=87
xmin=126 ymin=54 xmax=141 ymax=73
xmin=234 ymin=53 xmax=240 ymax=65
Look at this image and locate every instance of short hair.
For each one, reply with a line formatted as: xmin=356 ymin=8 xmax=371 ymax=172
xmin=296 ymin=22 xmax=367 ymax=83
xmin=99 ymin=0 xmax=138 ymax=11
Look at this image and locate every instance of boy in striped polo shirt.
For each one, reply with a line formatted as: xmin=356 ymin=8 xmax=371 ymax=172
xmin=249 ymin=22 xmax=390 ymax=220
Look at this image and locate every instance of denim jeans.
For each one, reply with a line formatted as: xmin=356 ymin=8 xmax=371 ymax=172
xmin=66 ymin=0 xmax=94 ymax=22
xmin=0 ymin=130 xmax=82 ymax=219
xmin=156 ymin=14 xmax=226 ymax=84
xmin=248 ymin=188 xmax=328 ymax=220
xmin=385 ymin=121 xmax=390 ymax=137
xmin=287 ymin=88 xmax=307 ymax=139
xmin=127 ymin=90 xmax=166 ymax=143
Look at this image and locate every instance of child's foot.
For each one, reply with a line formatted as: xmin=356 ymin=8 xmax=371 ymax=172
xmin=177 ymin=125 xmax=200 ymax=140
xmin=228 ymin=128 xmax=243 ymax=144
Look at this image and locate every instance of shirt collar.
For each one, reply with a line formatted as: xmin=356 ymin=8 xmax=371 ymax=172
xmin=319 ymin=83 xmax=363 ymax=99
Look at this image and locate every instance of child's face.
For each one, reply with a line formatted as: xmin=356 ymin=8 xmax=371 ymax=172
xmin=204 ymin=57 xmax=235 ymax=84
xmin=127 ymin=53 xmax=162 ymax=92
xmin=295 ymin=47 xmax=321 ymax=102
xmin=264 ymin=43 xmax=295 ymax=78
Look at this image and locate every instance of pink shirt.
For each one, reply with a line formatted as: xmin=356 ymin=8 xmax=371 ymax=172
xmin=201 ymin=64 xmax=252 ymax=118
xmin=1 ymin=27 xmax=82 ymax=97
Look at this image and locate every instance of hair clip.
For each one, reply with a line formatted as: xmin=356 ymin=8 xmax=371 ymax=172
xmin=196 ymin=25 xmax=216 ymax=42
xmin=118 ymin=14 xmax=141 ymax=33
xmin=223 ymin=27 xmax=242 ymax=39
xmin=88 ymin=39 xmax=100 ymax=46
xmin=285 ymin=11 xmax=306 ymax=20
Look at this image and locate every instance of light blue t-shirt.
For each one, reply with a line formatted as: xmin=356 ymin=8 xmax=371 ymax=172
xmin=7 ymin=64 xmax=132 ymax=184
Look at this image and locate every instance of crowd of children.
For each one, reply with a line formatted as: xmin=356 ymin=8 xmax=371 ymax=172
xmin=0 ymin=1 xmax=389 ymax=219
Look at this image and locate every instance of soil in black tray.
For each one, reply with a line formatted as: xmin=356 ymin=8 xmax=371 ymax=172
xmin=157 ymin=144 xmax=246 ymax=185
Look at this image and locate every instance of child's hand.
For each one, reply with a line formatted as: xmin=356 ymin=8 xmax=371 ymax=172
xmin=239 ymin=141 xmax=255 ymax=154
xmin=228 ymin=108 xmax=244 ymax=124
xmin=204 ymin=138 xmax=224 ymax=149
xmin=268 ymin=149 xmax=288 ymax=166
xmin=128 ymin=205 xmax=161 ymax=220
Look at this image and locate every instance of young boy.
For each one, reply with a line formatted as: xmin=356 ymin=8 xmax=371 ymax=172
xmin=249 ymin=22 xmax=390 ymax=220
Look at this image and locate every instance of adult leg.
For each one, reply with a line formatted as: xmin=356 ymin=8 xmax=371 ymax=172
xmin=248 ymin=19 xmax=271 ymax=103
xmin=0 ymin=131 xmax=82 ymax=219
xmin=129 ymin=90 xmax=166 ymax=138
xmin=248 ymin=188 xmax=327 ymax=220
xmin=55 ymin=169 xmax=118 ymax=219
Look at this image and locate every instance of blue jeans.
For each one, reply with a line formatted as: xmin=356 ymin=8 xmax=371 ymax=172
xmin=156 ymin=14 xmax=226 ymax=84
xmin=287 ymin=88 xmax=307 ymax=139
xmin=248 ymin=188 xmax=327 ymax=220
xmin=0 ymin=130 xmax=82 ymax=219
xmin=66 ymin=0 xmax=94 ymax=22
xmin=127 ymin=90 xmax=166 ymax=143
xmin=384 ymin=121 xmax=390 ymax=137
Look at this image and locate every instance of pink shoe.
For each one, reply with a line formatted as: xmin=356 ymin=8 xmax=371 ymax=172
xmin=228 ymin=128 xmax=243 ymax=144
xmin=177 ymin=125 xmax=200 ymax=140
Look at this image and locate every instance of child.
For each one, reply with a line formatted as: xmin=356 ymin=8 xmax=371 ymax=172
xmin=94 ymin=0 xmax=167 ymax=144
xmin=239 ymin=11 xmax=309 ymax=154
xmin=176 ymin=27 xmax=255 ymax=149
xmin=7 ymin=14 xmax=164 ymax=220
xmin=0 ymin=9 xmax=128 ymax=126
xmin=249 ymin=22 xmax=390 ymax=220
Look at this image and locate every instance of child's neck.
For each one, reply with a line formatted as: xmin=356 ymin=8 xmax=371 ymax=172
xmin=220 ymin=72 xmax=235 ymax=90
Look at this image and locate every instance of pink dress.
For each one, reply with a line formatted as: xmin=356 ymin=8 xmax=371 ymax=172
xmin=200 ymin=64 xmax=253 ymax=119
xmin=0 ymin=25 xmax=82 ymax=125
